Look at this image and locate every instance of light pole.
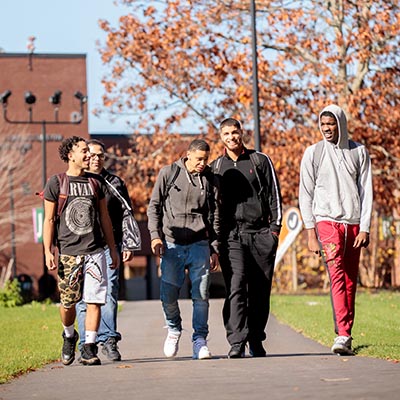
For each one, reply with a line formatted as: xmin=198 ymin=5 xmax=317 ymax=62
xmin=0 ymin=89 xmax=87 ymax=189
xmin=8 ymin=167 xmax=17 ymax=278
xmin=250 ymin=0 xmax=261 ymax=151
xmin=0 ymin=89 xmax=87 ymax=281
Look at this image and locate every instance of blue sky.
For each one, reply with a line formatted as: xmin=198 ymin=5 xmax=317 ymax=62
xmin=0 ymin=0 xmax=132 ymax=134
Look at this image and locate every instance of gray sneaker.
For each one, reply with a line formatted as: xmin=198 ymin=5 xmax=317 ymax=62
xmin=102 ymin=337 xmax=121 ymax=361
xmin=331 ymin=336 xmax=354 ymax=355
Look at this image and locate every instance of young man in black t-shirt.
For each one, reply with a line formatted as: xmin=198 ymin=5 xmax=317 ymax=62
xmin=43 ymin=136 xmax=118 ymax=366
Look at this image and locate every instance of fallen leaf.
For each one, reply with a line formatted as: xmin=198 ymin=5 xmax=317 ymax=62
xmin=321 ymin=377 xmax=350 ymax=382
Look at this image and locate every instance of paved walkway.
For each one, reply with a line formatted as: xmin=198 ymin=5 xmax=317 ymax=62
xmin=1 ymin=299 xmax=399 ymax=400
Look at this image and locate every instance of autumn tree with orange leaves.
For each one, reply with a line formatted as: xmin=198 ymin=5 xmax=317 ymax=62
xmin=97 ymin=0 xmax=400 ymax=287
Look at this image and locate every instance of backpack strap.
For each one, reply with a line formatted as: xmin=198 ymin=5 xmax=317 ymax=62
xmin=249 ymin=151 xmax=264 ymax=198
xmin=249 ymin=151 xmax=273 ymax=221
xmin=104 ymin=178 xmax=131 ymax=211
xmin=88 ymin=177 xmax=100 ymax=199
xmin=56 ymin=173 xmax=69 ymax=217
xmin=212 ymin=157 xmax=223 ymax=174
xmin=161 ymin=163 xmax=181 ymax=210
xmin=349 ymin=139 xmax=361 ymax=165
xmin=348 ymin=139 xmax=361 ymax=180
xmin=312 ymin=141 xmax=325 ymax=178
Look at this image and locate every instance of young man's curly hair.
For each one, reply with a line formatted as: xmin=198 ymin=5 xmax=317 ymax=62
xmin=58 ymin=136 xmax=86 ymax=163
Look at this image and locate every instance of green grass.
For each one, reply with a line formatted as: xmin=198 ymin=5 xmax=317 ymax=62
xmin=0 ymin=302 xmax=61 ymax=384
xmin=271 ymin=290 xmax=400 ymax=361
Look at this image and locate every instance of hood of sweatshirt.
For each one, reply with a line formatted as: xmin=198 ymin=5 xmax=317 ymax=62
xmin=175 ymin=157 xmax=211 ymax=180
xmin=319 ymin=104 xmax=349 ymax=149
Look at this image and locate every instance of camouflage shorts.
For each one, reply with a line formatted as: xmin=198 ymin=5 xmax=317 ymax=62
xmin=58 ymin=251 xmax=107 ymax=308
xmin=58 ymin=254 xmax=85 ymax=308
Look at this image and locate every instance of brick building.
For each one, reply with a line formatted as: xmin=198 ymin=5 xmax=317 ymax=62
xmin=0 ymin=53 xmax=89 ymax=297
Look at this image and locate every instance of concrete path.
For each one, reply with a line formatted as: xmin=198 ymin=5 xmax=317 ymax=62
xmin=1 ymin=299 xmax=399 ymax=400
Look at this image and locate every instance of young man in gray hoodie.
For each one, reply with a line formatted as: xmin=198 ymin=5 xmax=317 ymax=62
xmin=299 ymin=104 xmax=373 ymax=355
xmin=147 ymin=139 xmax=220 ymax=360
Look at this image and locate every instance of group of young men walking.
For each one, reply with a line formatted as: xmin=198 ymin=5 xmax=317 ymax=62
xmin=43 ymin=104 xmax=372 ymax=365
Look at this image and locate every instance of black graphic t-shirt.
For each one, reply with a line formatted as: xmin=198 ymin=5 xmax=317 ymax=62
xmin=44 ymin=173 xmax=106 ymax=255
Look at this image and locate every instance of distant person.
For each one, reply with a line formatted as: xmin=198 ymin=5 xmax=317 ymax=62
xmin=38 ymin=271 xmax=58 ymax=302
xmin=211 ymin=118 xmax=282 ymax=358
xmin=76 ymin=139 xmax=140 ymax=362
xmin=43 ymin=136 xmax=118 ymax=366
xmin=299 ymin=104 xmax=373 ymax=355
xmin=147 ymin=139 xmax=220 ymax=360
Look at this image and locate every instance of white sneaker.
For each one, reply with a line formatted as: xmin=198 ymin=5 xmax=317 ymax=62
xmin=331 ymin=336 xmax=354 ymax=355
xmin=164 ymin=331 xmax=181 ymax=358
xmin=193 ymin=338 xmax=212 ymax=360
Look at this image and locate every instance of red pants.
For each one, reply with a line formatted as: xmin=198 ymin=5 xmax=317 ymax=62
xmin=316 ymin=221 xmax=361 ymax=337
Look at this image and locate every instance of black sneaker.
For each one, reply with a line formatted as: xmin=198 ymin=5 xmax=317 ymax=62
xmin=81 ymin=343 xmax=101 ymax=366
xmin=249 ymin=341 xmax=267 ymax=357
xmin=102 ymin=337 xmax=122 ymax=361
xmin=228 ymin=342 xmax=246 ymax=358
xmin=61 ymin=330 xmax=79 ymax=365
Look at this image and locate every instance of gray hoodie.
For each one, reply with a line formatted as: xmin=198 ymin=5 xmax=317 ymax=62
xmin=299 ymin=104 xmax=373 ymax=232
xmin=147 ymin=158 xmax=220 ymax=252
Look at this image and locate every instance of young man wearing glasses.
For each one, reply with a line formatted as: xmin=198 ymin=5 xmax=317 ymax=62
xmin=76 ymin=139 xmax=138 ymax=362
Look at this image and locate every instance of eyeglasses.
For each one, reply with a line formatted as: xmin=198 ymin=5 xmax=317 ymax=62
xmin=90 ymin=152 xmax=105 ymax=160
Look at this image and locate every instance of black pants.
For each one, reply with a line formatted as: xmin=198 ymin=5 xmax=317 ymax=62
xmin=219 ymin=228 xmax=278 ymax=345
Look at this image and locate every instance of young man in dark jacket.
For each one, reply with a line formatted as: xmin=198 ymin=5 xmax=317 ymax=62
xmin=211 ymin=118 xmax=282 ymax=358
xmin=76 ymin=139 xmax=140 ymax=362
xmin=147 ymin=139 xmax=220 ymax=360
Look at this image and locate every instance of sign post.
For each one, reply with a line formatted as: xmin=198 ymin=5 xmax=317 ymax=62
xmin=275 ymin=207 xmax=303 ymax=267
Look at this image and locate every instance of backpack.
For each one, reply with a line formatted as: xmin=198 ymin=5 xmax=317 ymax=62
xmin=313 ymin=140 xmax=361 ymax=178
xmin=104 ymin=178 xmax=142 ymax=251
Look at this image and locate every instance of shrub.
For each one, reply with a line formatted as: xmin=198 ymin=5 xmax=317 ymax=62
xmin=0 ymin=279 xmax=24 ymax=307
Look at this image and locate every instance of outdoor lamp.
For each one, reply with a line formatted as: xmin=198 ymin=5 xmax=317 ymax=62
xmin=0 ymin=90 xmax=12 ymax=104
xmin=74 ymin=91 xmax=87 ymax=103
xmin=49 ymin=90 xmax=62 ymax=105
xmin=24 ymin=91 xmax=36 ymax=105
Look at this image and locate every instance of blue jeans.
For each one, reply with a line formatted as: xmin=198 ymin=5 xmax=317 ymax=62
xmin=160 ymin=240 xmax=211 ymax=341
xmin=76 ymin=247 xmax=122 ymax=348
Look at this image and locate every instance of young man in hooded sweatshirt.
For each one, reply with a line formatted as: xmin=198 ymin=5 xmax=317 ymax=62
xmin=299 ymin=104 xmax=373 ymax=355
xmin=147 ymin=139 xmax=220 ymax=360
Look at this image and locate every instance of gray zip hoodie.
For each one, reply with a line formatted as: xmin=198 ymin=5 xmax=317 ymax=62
xmin=147 ymin=158 xmax=220 ymax=252
xmin=299 ymin=104 xmax=373 ymax=232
